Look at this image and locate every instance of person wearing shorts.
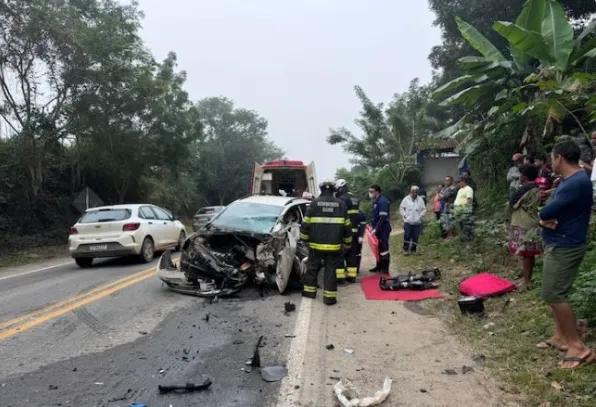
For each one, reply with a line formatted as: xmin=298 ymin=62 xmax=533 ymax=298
xmin=537 ymin=139 xmax=593 ymax=369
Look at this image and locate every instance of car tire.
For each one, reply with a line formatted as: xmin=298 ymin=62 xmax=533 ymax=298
xmin=175 ymin=230 xmax=186 ymax=251
xmin=139 ymin=237 xmax=155 ymax=263
xmin=75 ymin=258 xmax=93 ymax=268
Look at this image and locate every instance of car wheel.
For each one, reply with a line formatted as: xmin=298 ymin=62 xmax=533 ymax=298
xmin=75 ymin=258 xmax=93 ymax=268
xmin=139 ymin=237 xmax=155 ymax=263
xmin=175 ymin=230 xmax=186 ymax=251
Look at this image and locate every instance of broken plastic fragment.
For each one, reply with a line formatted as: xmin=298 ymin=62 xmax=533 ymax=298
xmin=333 ymin=376 xmax=392 ymax=406
xmin=344 ymin=348 xmax=354 ymax=354
xmin=260 ymin=365 xmax=288 ymax=382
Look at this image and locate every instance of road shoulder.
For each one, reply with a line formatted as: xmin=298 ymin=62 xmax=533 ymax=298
xmin=274 ymin=240 xmax=519 ymax=407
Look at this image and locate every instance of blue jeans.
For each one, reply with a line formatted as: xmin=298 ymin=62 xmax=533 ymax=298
xmin=403 ymin=223 xmax=422 ymax=252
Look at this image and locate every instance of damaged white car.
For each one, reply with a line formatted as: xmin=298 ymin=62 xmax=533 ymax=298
xmin=157 ymin=195 xmax=311 ymax=297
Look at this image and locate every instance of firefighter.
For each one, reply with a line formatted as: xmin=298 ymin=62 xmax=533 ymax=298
xmin=300 ymin=179 xmax=352 ymax=305
xmin=369 ymin=184 xmax=392 ymax=273
xmin=351 ymin=196 xmax=367 ymax=274
xmin=334 ymin=179 xmax=358 ymax=282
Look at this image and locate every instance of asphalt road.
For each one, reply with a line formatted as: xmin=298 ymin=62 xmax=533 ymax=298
xmin=0 ymin=256 xmax=301 ymax=407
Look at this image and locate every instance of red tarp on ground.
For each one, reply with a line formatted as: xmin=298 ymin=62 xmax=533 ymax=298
xmin=360 ymin=274 xmax=443 ymax=301
xmin=365 ymin=225 xmax=379 ymax=263
xmin=459 ymin=272 xmax=516 ymax=298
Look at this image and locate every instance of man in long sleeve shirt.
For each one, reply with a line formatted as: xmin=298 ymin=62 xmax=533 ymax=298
xmin=537 ymin=140 xmax=593 ymax=370
xmin=369 ymin=184 xmax=392 ymax=273
xmin=399 ymin=186 xmax=426 ymax=255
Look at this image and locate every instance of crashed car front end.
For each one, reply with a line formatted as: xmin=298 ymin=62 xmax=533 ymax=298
xmin=157 ymin=226 xmax=307 ymax=298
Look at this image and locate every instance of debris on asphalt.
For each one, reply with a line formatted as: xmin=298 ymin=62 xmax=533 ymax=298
xmin=284 ymin=334 xmax=296 ymax=338
xmin=158 ymin=378 xmax=213 ymax=394
xmin=326 ymin=344 xmax=335 ymax=350
xmin=138 ymin=331 xmax=148 ymax=335
xmin=94 ymin=382 xmax=104 ymax=385
xmin=233 ymin=340 xmax=245 ymax=345
xmin=442 ymin=369 xmax=457 ymax=375
xmin=72 ymin=367 xmax=77 ymax=372
xmin=48 ymin=385 xmax=58 ymax=390
xmin=260 ymin=365 xmax=288 ymax=382
xmin=344 ymin=348 xmax=354 ymax=355
xmin=251 ymin=336 xmax=263 ymax=368
xmin=420 ymin=388 xmax=428 ymax=393
xmin=159 ymin=369 xmax=166 ymax=374
xmin=333 ymin=376 xmax=392 ymax=407
xmin=329 ymin=376 xmax=341 ymax=381
xmin=284 ymin=302 xmax=296 ymax=313
xmin=203 ymin=313 xmax=210 ymax=323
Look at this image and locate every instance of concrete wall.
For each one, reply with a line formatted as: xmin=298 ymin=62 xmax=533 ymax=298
xmin=422 ymin=156 xmax=461 ymax=185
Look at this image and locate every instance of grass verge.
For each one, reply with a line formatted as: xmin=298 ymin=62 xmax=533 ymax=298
xmin=0 ymin=245 xmax=69 ymax=269
xmin=390 ymin=220 xmax=596 ymax=407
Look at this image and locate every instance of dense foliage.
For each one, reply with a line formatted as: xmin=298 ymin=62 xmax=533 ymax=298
xmin=0 ymin=0 xmax=282 ymax=251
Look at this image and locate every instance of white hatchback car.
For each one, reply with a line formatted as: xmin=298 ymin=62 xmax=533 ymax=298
xmin=68 ymin=204 xmax=187 ymax=268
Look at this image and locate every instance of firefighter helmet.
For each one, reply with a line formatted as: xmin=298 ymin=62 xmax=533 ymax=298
xmin=319 ymin=179 xmax=335 ymax=192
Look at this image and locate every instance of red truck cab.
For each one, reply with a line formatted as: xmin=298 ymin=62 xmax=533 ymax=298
xmin=251 ymin=160 xmax=317 ymax=198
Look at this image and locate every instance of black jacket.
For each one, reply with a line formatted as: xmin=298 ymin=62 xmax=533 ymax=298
xmin=336 ymin=192 xmax=359 ymax=233
xmin=300 ymin=193 xmax=352 ymax=252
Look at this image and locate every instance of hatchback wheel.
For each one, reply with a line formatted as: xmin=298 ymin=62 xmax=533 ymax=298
xmin=175 ymin=231 xmax=186 ymax=251
xmin=139 ymin=237 xmax=155 ymax=263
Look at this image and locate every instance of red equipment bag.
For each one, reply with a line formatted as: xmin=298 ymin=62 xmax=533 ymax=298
xmin=459 ymin=272 xmax=516 ymax=298
xmin=366 ymin=225 xmax=380 ymax=263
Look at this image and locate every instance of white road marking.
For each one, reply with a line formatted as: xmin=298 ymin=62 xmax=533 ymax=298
xmin=276 ymin=295 xmax=313 ymax=407
xmin=0 ymin=262 xmax=73 ymax=281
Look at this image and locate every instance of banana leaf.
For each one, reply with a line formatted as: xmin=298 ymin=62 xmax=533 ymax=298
xmin=493 ymin=21 xmax=554 ymax=65
xmin=456 ymin=17 xmax=506 ymax=61
xmin=542 ymin=0 xmax=574 ymax=70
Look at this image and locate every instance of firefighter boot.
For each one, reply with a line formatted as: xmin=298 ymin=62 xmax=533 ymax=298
xmin=380 ymin=255 xmax=390 ymax=274
xmin=323 ymin=290 xmax=337 ymax=305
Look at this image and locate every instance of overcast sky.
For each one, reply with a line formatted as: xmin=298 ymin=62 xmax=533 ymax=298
xmin=138 ymin=0 xmax=441 ymax=180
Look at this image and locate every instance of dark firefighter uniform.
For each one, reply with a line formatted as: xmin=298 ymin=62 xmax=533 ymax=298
xmin=371 ymin=194 xmax=392 ymax=273
xmin=336 ymin=191 xmax=358 ymax=282
xmin=353 ymin=200 xmax=366 ymax=273
xmin=300 ymin=187 xmax=352 ymax=305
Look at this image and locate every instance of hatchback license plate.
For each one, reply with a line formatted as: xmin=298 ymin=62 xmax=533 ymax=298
xmin=89 ymin=244 xmax=108 ymax=251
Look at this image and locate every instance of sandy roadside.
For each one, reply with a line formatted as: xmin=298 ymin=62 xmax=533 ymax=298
xmin=274 ymin=239 xmax=520 ymax=407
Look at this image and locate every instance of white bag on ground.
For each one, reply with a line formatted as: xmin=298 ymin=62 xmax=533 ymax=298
xmin=333 ymin=377 xmax=392 ymax=407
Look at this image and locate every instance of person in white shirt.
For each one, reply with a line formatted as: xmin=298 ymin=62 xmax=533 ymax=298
xmin=399 ymin=186 xmax=427 ymax=255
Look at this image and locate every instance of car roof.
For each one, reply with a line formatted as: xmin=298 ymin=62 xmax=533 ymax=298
xmin=85 ymin=204 xmax=155 ymax=212
xmin=234 ymin=195 xmax=310 ymax=207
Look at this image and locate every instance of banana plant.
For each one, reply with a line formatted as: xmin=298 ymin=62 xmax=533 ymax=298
xmin=432 ymin=0 xmax=596 ymax=149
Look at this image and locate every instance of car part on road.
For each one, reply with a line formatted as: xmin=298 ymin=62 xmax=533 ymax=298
xmin=284 ymin=302 xmax=296 ymax=313
xmin=260 ymin=365 xmax=287 ymax=382
xmin=457 ymin=296 xmax=485 ymax=317
xmin=333 ymin=376 xmax=392 ymax=407
xmin=158 ymin=378 xmax=213 ymax=394
xmin=379 ymin=268 xmax=441 ymax=291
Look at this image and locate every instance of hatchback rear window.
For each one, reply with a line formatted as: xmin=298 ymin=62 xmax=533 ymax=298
xmin=197 ymin=207 xmax=218 ymax=215
xmin=79 ymin=208 xmax=132 ymax=223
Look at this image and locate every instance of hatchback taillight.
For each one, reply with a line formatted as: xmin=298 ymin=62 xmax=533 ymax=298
xmin=69 ymin=227 xmax=78 ymax=235
xmin=122 ymin=223 xmax=141 ymax=231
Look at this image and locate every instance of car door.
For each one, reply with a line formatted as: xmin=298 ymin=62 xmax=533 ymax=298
xmin=150 ymin=206 xmax=177 ymax=249
xmin=275 ymin=204 xmax=301 ymax=294
xmin=138 ymin=206 xmax=161 ymax=244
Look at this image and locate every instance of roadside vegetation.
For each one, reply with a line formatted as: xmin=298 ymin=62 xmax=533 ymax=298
xmin=0 ymin=0 xmax=283 ymax=259
xmin=331 ymin=1 xmax=596 ymax=405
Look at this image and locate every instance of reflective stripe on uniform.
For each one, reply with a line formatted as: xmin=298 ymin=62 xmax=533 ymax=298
xmin=303 ymin=217 xmax=311 ymax=223
xmin=347 ymin=267 xmax=357 ymax=278
xmin=308 ymin=217 xmax=345 ymax=224
xmin=344 ymin=218 xmax=351 ymax=226
xmin=359 ymin=221 xmax=366 ymax=225
xmin=351 ymin=228 xmax=358 ymax=233
xmin=308 ymin=242 xmax=342 ymax=251
xmin=379 ymin=212 xmax=388 ymax=216
xmin=300 ymin=233 xmax=309 ymax=240
xmin=343 ymin=236 xmax=353 ymax=244
xmin=380 ymin=251 xmax=390 ymax=256
xmin=347 ymin=209 xmax=359 ymax=214
xmin=336 ymin=268 xmax=346 ymax=278
xmin=323 ymin=290 xmax=337 ymax=298
xmin=303 ymin=285 xmax=317 ymax=293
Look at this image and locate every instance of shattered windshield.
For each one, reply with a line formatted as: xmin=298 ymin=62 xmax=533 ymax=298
xmin=210 ymin=202 xmax=282 ymax=234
